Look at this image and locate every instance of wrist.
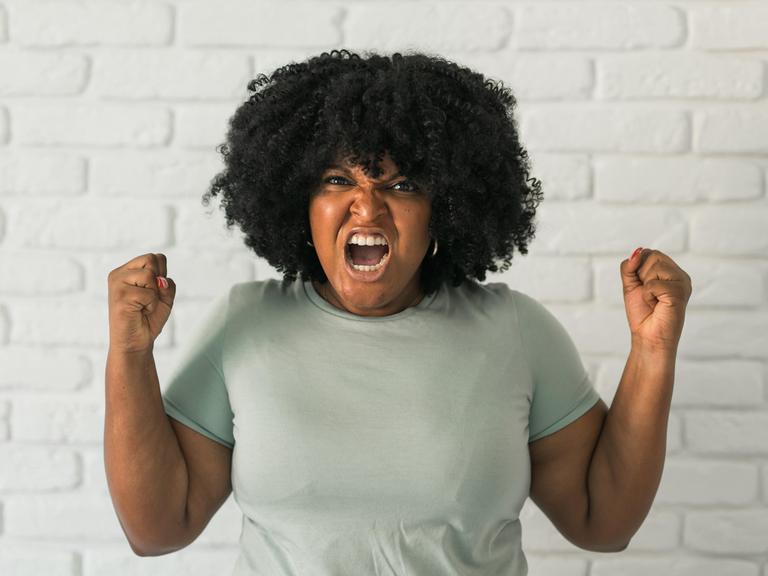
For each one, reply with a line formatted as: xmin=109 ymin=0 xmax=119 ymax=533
xmin=630 ymin=336 xmax=678 ymax=360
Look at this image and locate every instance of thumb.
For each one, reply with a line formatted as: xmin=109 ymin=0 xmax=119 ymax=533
xmin=621 ymin=247 xmax=644 ymax=294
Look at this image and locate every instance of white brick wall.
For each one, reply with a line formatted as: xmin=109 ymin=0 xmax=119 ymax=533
xmin=0 ymin=1 xmax=766 ymax=574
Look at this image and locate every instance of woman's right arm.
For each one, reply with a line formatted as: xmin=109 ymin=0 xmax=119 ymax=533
xmin=104 ymin=347 xmax=192 ymax=555
xmin=105 ymin=255 xmax=233 ymax=555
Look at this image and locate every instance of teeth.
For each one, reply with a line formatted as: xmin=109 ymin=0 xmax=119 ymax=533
xmin=347 ymin=234 xmax=388 ymax=246
xmin=350 ymin=250 xmax=389 ymax=272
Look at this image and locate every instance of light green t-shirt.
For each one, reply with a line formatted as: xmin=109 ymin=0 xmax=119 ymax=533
xmin=162 ymin=277 xmax=601 ymax=575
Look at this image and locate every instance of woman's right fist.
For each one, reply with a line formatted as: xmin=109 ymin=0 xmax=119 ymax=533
xmin=107 ymin=253 xmax=176 ymax=354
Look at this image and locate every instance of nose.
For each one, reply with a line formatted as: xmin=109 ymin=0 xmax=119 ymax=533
xmin=350 ymin=185 xmax=388 ymax=219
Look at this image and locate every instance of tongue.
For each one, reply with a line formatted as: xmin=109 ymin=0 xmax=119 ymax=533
xmin=349 ymin=244 xmax=388 ymax=265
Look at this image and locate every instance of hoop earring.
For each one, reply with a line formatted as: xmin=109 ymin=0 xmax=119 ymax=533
xmin=307 ymin=240 xmax=314 ymax=248
xmin=431 ymin=237 xmax=438 ymax=257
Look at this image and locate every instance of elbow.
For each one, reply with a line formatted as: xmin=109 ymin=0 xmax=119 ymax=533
xmin=581 ymin=538 xmax=631 ymax=553
xmin=128 ymin=536 xmax=188 ymax=557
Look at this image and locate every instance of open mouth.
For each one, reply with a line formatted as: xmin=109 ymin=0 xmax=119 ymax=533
xmin=345 ymin=243 xmax=390 ymax=274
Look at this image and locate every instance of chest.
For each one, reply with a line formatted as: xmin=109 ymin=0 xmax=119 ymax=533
xmin=225 ymin=327 xmax=533 ymax=523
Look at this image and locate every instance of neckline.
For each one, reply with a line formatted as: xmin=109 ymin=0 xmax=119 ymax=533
xmin=303 ymin=279 xmax=440 ymax=322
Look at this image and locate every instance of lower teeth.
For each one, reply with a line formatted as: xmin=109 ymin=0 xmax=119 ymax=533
xmin=351 ymin=253 xmax=388 ymax=272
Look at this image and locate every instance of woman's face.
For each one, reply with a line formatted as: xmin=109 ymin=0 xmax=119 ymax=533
xmin=308 ymin=152 xmax=432 ymax=317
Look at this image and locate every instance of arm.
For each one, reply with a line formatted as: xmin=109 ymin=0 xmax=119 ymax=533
xmin=585 ymin=343 xmax=676 ymax=550
xmin=104 ymin=347 xmax=191 ymax=555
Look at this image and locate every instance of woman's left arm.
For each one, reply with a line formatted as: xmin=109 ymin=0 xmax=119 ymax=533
xmin=585 ymin=248 xmax=693 ymax=549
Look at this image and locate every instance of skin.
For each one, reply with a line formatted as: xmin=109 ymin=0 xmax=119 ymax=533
xmin=308 ymin=151 xmax=433 ymax=317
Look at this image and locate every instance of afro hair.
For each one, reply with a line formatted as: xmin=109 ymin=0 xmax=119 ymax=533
xmin=202 ymin=48 xmax=543 ymax=296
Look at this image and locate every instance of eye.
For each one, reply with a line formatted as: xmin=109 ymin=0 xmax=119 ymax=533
xmin=392 ymin=179 xmax=419 ymax=193
xmin=324 ymin=175 xmax=349 ymax=186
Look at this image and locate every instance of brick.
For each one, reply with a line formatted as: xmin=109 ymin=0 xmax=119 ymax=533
xmin=180 ymin=0 xmax=338 ymax=47
xmin=691 ymin=3 xmax=768 ymax=50
xmin=456 ymin=52 xmax=592 ymax=101
xmin=0 ymin=348 xmax=86 ymax=391
xmin=174 ymin=104 xmax=235 ymax=149
xmin=90 ymin=151 xmax=223 ymax=197
xmin=594 ymin=157 xmax=762 ymax=203
xmin=691 ymin=206 xmax=768 ymax=256
xmin=655 ymin=459 xmax=758 ymax=505
xmin=346 ymin=3 xmax=509 ymax=51
xmin=531 ymin=203 xmax=686 ymax=255
xmin=696 ymin=110 xmax=768 ymax=154
xmin=13 ymin=104 xmax=170 ymax=147
xmin=525 ymin=554 xmax=587 ymax=573
xmin=0 ymin=402 xmax=9 ymax=441
xmin=12 ymin=399 xmax=102 ymax=444
xmin=591 ymin=556 xmax=756 ymax=574
xmin=8 ymin=200 xmax=168 ymax=252
xmin=684 ymin=510 xmax=768 ymax=553
xmin=763 ymin=463 xmax=768 ymax=502
xmin=516 ymin=4 xmax=683 ymax=49
xmin=507 ymin=54 xmax=592 ymax=100
xmin=4 ymin=494 xmax=123 ymax=539
xmin=0 ymin=445 xmax=80 ymax=491
xmin=0 ymin=5 xmax=6 ymax=43
xmin=0 ymin=547 xmax=77 ymax=575
xmin=687 ymin=411 xmax=768 ymax=454
xmin=542 ymin=303 xmax=626 ymax=356
xmin=491 ymin=256 xmax=591 ymax=303
xmin=11 ymin=0 xmax=172 ymax=46
xmin=520 ymin=107 xmax=689 ymax=153
xmin=175 ymin=199 xmax=254 ymax=250
xmin=0 ymin=52 xmax=88 ymax=96
xmin=0 ymin=152 xmax=86 ymax=195
xmin=91 ymin=51 xmax=251 ymax=100
xmin=597 ymin=54 xmax=763 ymax=100
xmin=79 ymin=450 xmax=110 ymax=498
xmin=528 ymin=154 xmax=590 ymax=199
xmin=0 ymin=106 xmax=8 ymax=145
xmin=678 ymin=309 xmax=768 ymax=359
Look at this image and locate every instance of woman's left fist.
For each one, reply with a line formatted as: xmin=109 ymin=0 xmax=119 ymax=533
xmin=620 ymin=248 xmax=693 ymax=354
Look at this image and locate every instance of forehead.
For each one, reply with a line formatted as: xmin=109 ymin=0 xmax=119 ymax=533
xmin=327 ymin=153 xmax=399 ymax=173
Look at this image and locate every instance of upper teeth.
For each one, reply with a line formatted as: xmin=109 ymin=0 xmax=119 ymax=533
xmin=347 ymin=234 xmax=388 ymax=246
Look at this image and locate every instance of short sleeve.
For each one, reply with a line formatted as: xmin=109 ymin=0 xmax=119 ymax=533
xmin=161 ymin=289 xmax=235 ymax=449
xmin=511 ymin=290 xmax=601 ymax=443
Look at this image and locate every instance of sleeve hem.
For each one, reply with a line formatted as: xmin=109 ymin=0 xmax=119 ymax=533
xmin=163 ymin=396 xmax=235 ymax=449
xmin=528 ymin=373 xmax=600 ymax=443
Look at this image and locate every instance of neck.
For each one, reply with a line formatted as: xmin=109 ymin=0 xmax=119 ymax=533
xmin=313 ymin=280 xmax=424 ymax=315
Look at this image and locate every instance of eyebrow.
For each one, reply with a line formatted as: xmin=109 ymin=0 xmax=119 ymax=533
xmin=325 ymin=164 xmax=403 ymax=181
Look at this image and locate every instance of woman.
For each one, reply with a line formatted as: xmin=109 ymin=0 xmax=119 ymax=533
xmin=105 ymin=49 xmax=692 ymax=575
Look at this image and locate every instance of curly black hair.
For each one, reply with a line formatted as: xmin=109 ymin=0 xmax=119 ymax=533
xmin=202 ymin=48 xmax=543 ymax=296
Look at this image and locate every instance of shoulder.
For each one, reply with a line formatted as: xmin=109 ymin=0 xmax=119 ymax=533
xmin=456 ymin=279 xmax=514 ymax=308
xmin=229 ymin=278 xmax=286 ymax=306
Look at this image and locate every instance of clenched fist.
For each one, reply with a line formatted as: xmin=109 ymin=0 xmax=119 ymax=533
xmin=107 ymin=253 xmax=176 ymax=354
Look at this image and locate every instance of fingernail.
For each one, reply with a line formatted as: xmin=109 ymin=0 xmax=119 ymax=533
xmin=630 ymin=247 xmax=643 ymax=261
xmin=156 ymin=276 xmax=168 ymax=289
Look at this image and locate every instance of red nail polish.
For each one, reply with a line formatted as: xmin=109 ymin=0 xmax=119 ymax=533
xmin=630 ymin=247 xmax=643 ymax=261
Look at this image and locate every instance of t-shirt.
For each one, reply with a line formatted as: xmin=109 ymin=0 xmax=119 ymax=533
xmin=161 ymin=277 xmax=601 ymax=575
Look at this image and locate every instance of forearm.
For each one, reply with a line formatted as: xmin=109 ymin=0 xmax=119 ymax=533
xmin=104 ymin=347 xmax=191 ymax=555
xmin=585 ymin=341 xmax=677 ymax=550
